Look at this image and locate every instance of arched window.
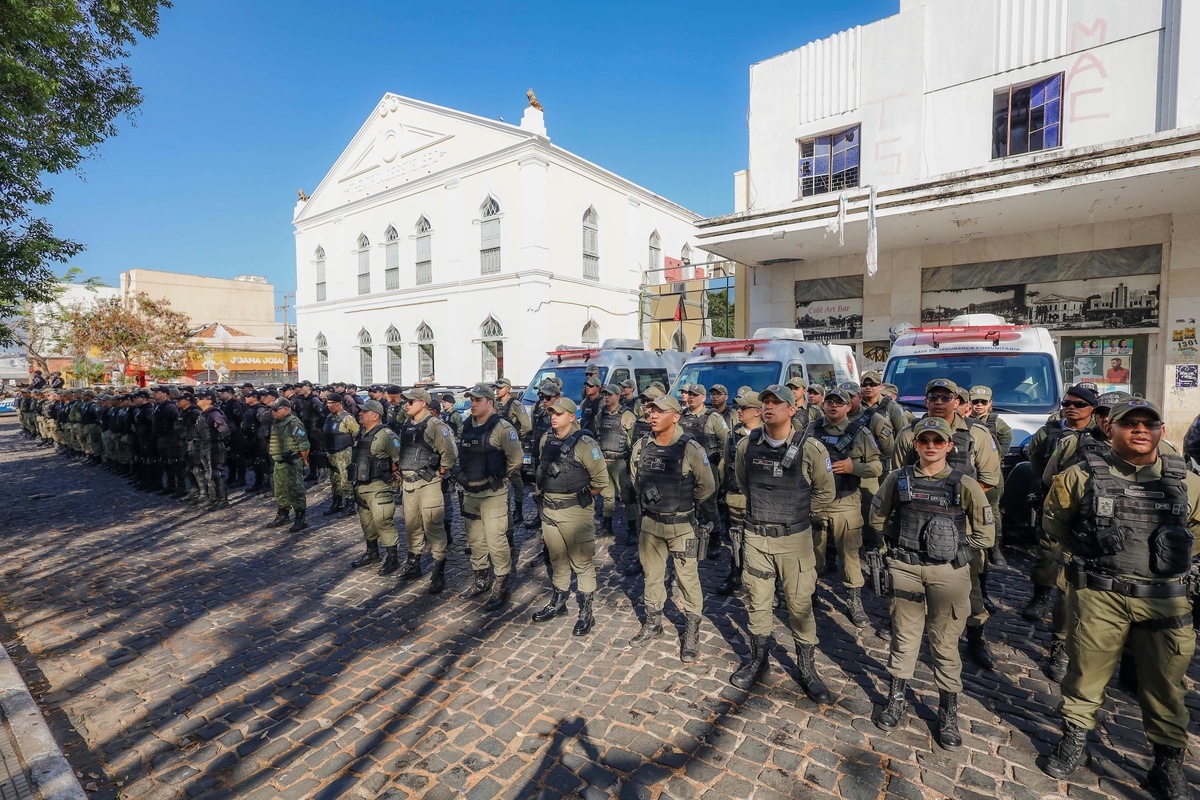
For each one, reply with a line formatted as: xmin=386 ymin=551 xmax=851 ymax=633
xmin=681 ymin=244 xmax=692 ymax=265
xmin=314 ymin=246 xmax=327 ymax=301
xmin=357 ymin=328 xmax=373 ymax=384
xmin=480 ymin=196 xmax=501 ymax=275
xmin=648 ymin=232 xmax=661 ymax=284
xmin=480 ymin=316 xmax=504 ymax=383
xmin=682 ymin=244 xmax=694 ymax=279
xmin=416 ymin=323 xmax=435 ymax=382
xmin=582 ymin=207 xmax=599 ymax=281
xmin=415 ymin=216 xmax=432 ymax=285
xmin=385 ymin=326 xmax=402 ymax=383
xmin=316 ymin=333 xmax=329 ymax=384
xmin=384 ymin=226 xmax=400 ymax=290
xmin=356 ymin=234 xmax=371 ymax=295
xmin=582 ymin=319 xmax=600 ymax=348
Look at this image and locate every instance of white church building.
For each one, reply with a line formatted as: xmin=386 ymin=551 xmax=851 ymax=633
xmin=293 ymin=93 xmax=703 ymax=387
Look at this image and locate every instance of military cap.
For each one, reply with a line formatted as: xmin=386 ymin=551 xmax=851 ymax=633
xmin=217 ymin=385 xmax=234 ymax=394
xmin=648 ymin=380 xmax=667 ymax=392
xmin=549 ymin=397 xmax=578 ymax=415
xmin=825 ymin=386 xmax=852 ymax=403
xmin=325 ymin=393 xmax=344 ymax=404
xmin=331 ymin=381 xmax=346 ymax=389
xmin=1064 ymin=384 xmax=1099 ymax=407
xmin=241 ymin=382 xmax=254 ymax=388
xmin=646 ymin=394 xmax=682 ymax=413
xmin=360 ymin=399 xmax=385 ymax=415
xmin=682 ymin=383 xmax=706 ymax=396
xmin=883 ymin=383 xmax=900 ymax=395
xmin=785 ymin=376 xmax=808 ymax=391
xmin=298 ymin=379 xmax=313 ymax=388
xmin=839 ymin=381 xmax=862 ymax=396
xmin=914 ymin=416 xmax=954 ymax=440
xmin=440 ymin=393 xmax=456 ymax=403
xmin=491 ymin=377 xmax=513 ymax=389
xmin=969 ymin=385 xmax=992 ymax=401
xmin=807 ymin=383 xmax=826 ymax=395
xmin=709 ymin=384 xmax=728 ymax=395
xmin=759 ymin=384 xmax=796 ymax=404
xmin=385 ymin=384 xmax=402 ymax=395
xmin=280 ymin=384 xmax=294 ymax=392
xmin=465 ymin=383 xmax=496 ymax=401
xmin=272 ymin=397 xmax=292 ymax=410
xmin=81 ymin=389 xmax=95 ymax=397
xmin=584 ymin=376 xmax=603 ymax=389
xmin=401 ymin=387 xmax=433 ymax=405
xmin=368 ymin=384 xmax=384 ymax=393
xmin=619 ymin=378 xmax=636 ymax=391
xmin=955 ymin=386 xmax=971 ymax=405
xmin=1107 ymin=396 xmax=1161 ymax=423
xmin=133 ymin=389 xmax=151 ymax=399
xmin=537 ymin=380 xmax=562 ymax=397
xmin=1096 ymin=390 xmax=1131 ymax=410
xmin=151 ymin=385 xmax=170 ymax=394
xmin=737 ymin=385 xmax=753 ymax=397
xmin=860 ymin=370 xmax=884 ymax=385
xmin=602 ymin=383 xmax=620 ymax=395
xmin=244 ymin=389 xmax=261 ymax=399
xmin=195 ymin=390 xmax=217 ymax=401
xmin=261 ymin=388 xmax=279 ymax=398
xmin=546 ymin=375 xmax=564 ymax=390
xmin=99 ymin=393 xmax=114 ymax=401
xmin=179 ymin=392 xmax=196 ymax=403
xmin=639 ymin=386 xmax=664 ymax=402
xmin=735 ymin=391 xmax=763 ymax=409
xmin=925 ymin=378 xmax=959 ymax=395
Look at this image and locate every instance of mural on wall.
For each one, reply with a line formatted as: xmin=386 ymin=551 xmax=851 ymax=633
xmin=795 ymin=275 xmax=863 ymax=340
xmin=920 ymin=245 xmax=1161 ymax=331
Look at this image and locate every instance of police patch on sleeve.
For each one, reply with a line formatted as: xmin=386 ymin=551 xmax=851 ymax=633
xmin=879 ymin=428 xmax=891 ymax=438
xmin=701 ymin=453 xmax=709 ymax=466
xmin=509 ymin=429 xmax=518 ymax=440
xmin=824 ymin=457 xmax=833 ymax=472
xmin=871 ymin=495 xmax=883 ymax=510
xmin=983 ymin=506 xmax=995 ymax=524
xmin=591 ymin=447 xmax=602 ymax=461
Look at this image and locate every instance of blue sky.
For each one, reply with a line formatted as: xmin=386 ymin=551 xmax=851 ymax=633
xmin=46 ymin=0 xmax=897 ymax=315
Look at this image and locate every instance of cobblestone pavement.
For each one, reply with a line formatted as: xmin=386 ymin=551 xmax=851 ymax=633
xmin=0 ymin=417 xmax=1197 ymax=800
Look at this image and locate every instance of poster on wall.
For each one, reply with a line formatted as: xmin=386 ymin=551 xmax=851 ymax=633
xmin=795 ymin=275 xmax=863 ymax=340
xmin=920 ymin=245 xmax=1161 ymax=331
xmin=1072 ymin=338 xmax=1133 ymax=393
xmin=1171 ymin=325 xmax=1198 ymax=364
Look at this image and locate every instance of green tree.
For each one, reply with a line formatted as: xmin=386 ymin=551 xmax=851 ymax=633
xmin=707 ymin=290 xmax=735 ymax=338
xmin=62 ymin=292 xmax=191 ymax=384
xmin=0 ymin=0 xmax=170 ymax=346
xmin=9 ymin=267 xmax=106 ymax=373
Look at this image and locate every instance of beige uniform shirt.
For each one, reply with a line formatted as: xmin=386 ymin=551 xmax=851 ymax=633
xmin=630 ymin=425 xmax=718 ymax=537
xmin=812 ymin=417 xmax=884 ymax=511
xmin=893 ymin=413 xmax=1002 ymax=489
xmin=848 ymin=403 xmax=895 ymax=461
xmin=399 ymin=411 xmax=458 ymax=488
xmin=869 ymin=464 xmax=995 ymax=551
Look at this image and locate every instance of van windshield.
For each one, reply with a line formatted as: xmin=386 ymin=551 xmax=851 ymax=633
xmin=670 ymin=361 xmax=783 ymax=399
xmin=883 ymin=353 xmax=1059 ymax=414
xmin=521 ymin=366 xmax=608 ymax=404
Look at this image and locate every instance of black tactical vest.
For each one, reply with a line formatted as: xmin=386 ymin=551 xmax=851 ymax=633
xmin=179 ymin=405 xmax=201 ymax=444
xmin=886 ymin=466 xmax=968 ymax=564
xmin=631 ymin=415 xmax=653 ymax=444
xmin=946 ymin=419 xmax=978 ymax=478
xmin=323 ymin=413 xmax=353 ymax=452
xmin=814 ymin=416 xmax=871 ymax=498
xmin=351 ymin=424 xmax=392 ymax=484
xmin=397 ymin=416 xmax=440 ymax=476
xmin=978 ymin=412 xmax=1003 ymax=450
xmin=743 ymin=428 xmax=813 ymax=532
xmin=537 ymin=432 xmax=592 ymax=494
xmin=460 ymin=414 xmax=508 ymax=488
xmin=679 ymin=409 xmax=719 ymax=458
xmin=636 ymin=434 xmax=696 ymax=516
xmin=80 ymin=402 xmax=98 ymax=425
xmin=724 ymin=424 xmax=746 ymax=487
xmin=596 ymin=407 xmax=629 ymax=459
xmin=1072 ymin=450 xmax=1192 ymax=579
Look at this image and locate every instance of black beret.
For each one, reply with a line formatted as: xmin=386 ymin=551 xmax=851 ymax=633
xmin=386 ymin=384 xmax=402 ymax=394
xmin=1065 ymin=385 xmax=1099 ymax=407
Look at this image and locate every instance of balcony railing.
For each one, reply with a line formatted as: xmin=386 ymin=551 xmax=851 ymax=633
xmin=481 ymin=248 xmax=500 ymax=275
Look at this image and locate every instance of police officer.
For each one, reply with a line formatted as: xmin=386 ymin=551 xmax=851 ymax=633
xmin=786 ymin=377 xmax=821 ymax=430
xmin=595 ymin=384 xmax=637 ymax=538
xmin=219 ymin=387 xmax=247 ymax=487
xmin=439 ymin=392 xmax=465 ymax=541
xmin=1040 ymin=399 xmax=1199 ymax=797
xmin=241 ymin=391 xmax=266 ymax=492
xmin=152 ymin=387 xmax=186 ymax=497
xmin=805 ymin=382 xmax=826 ymax=418
xmin=525 ymin=381 xmax=560 ymax=532
xmin=493 ymin=377 xmax=533 ymax=526
xmin=622 ymin=385 xmax=664 ymax=577
xmin=893 ymin=378 xmax=1003 ymax=670
xmin=531 ymin=396 xmax=609 ymax=635
xmin=967 ymin=385 xmax=1012 ymax=568
xmin=680 ymin=383 xmax=728 ymax=559
xmin=265 ymin=398 xmax=310 ymax=532
xmin=812 ymin=384 xmax=883 ymax=627
xmin=626 ymin=394 xmax=717 ymax=663
xmin=844 ymin=381 xmax=894 ymax=463
xmin=194 ymin=391 xmax=231 ymax=510
xmin=439 ymin=393 xmax=463 ymax=436
xmin=384 ymin=385 xmax=407 ymax=434
xmin=708 ymin=385 xmax=735 ymax=431
xmin=860 ymin=370 xmax=908 ymax=441
xmin=295 ymin=381 xmax=327 ymax=483
xmin=79 ymin=389 xmax=102 ymax=465
xmin=1023 ymin=385 xmax=1101 ymax=622
xmin=322 ymin=394 xmax=360 ymax=515
xmin=729 ymin=384 xmax=837 ymax=699
xmin=456 ymin=384 xmax=525 ymax=611
xmin=348 ymin=399 xmax=403 ymax=573
xmin=579 ymin=376 xmax=603 ymax=435
xmin=177 ymin=392 xmax=203 ymax=502
xmin=716 ymin=388 xmax=762 ymax=596
xmin=619 ymin=378 xmax=639 ymax=414
xmin=395 ymin=388 xmax=457 ymax=592
xmin=868 ymin=416 xmax=994 ymax=749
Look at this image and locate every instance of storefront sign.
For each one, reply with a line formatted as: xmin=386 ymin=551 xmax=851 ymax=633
xmin=188 ymin=349 xmax=287 ymax=373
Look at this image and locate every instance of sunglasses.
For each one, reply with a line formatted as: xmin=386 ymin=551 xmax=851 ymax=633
xmin=823 ymin=398 xmax=848 ymax=407
xmin=1113 ymin=418 xmax=1164 ymax=430
xmin=404 ymin=398 xmax=420 ymax=404
xmin=1061 ymin=400 xmax=1091 ymax=409
xmin=970 ymin=399 xmax=990 ymax=405
xmin=926 ymin=393 xmax=955 ymax=402
xmin=861 ymin=381 xmax=880 ymax=387
xmin=915 ymin=436 xmax=948 ymax=446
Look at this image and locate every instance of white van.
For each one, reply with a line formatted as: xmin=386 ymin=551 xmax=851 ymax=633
xmin=520 ymin=339 xmax=687 ymax=413
xmin=669 ymin=328 xmax=859 ymax=397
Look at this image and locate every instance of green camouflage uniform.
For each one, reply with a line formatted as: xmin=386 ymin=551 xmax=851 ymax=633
xmin=269 ymin=413 xmax=310 ymax=513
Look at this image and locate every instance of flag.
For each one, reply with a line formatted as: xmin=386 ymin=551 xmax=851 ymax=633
xmin=866 ymin=186 xmax=878 ymax=279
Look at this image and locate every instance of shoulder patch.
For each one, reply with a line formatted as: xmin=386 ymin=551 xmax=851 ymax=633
xmin=591 ymin=446 xmax=602 ymax=461
xmin=701 ymin=452 xmax=709 ymax=466
xmin=871 ymin=495 xmax=883 ymax=509
xmin=824 ymin=457 xmax=833 ymax=472
xmin=983 ymin=506 xmax=995 ymax=525
xmin=442 ymin=428 xmax=450 ymax=437
xmin=878 ymin=428 xmax=891 ymax=438
xmin=509 ymin=429 xmax=518 ymax=440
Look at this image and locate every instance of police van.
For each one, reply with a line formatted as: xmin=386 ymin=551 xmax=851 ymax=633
xmin=669 ymin=328 xmax=859 ymax=397
xmin=520 ymin=339 xmax=687 ymax=413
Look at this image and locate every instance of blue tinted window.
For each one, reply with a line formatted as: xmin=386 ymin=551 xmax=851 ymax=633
xmin=800 ymin=126 xmax=860 ymax=197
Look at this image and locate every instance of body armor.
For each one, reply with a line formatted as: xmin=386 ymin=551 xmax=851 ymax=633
xmin=195 ymin=407 xmax=229 ymax=447
xmin=397 ymin=416 xmax=440 ymax=478
xmin=323 ymin=412 xmax=354 ymax=453
xmin=537 ymin=432 xmax=591 ymax=494
xmin=743 ymin=428 xmax=813 ymax=533
xmin=596 ymin=407 xmax=630 ymax=460
xmin=946 ymin=419 xmax=979 ymax=478
xmin=80 ymin=402 xmax=99 ymax=425
xmin=978 ymin=412 xmax=1003 ymax=450
xmin=679 ymin=409 xmax=720 ymax=459
xmin=885 ymin=466 xmax=969 ymax=565
xmin=631 ymin=415 xmax=653 ymax=444
xmin=635 ymin=434 xmax=696 ymax=518
xmin=351 ymin=424 xmax=392 ymax=484
xmin=814 ymin=416 xmax=871 ymax=498
xmin=580 ymin=396 xmax=601 ymax=435
xmin=459 ymin=414 xmax=507 ymax=489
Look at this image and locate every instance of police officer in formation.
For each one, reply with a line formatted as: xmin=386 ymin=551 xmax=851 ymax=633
xmin=594 ymin=383 xmax=637 ymax=538
xmin=492 ymin=378 xmax=533 ymax=526
xmin=347 ymin=399 xmax=403 ymax=570
xmin=679 ymin=383 xmax=729 ymax=559
xmin=266 ymin=397 xmax=310 ymax=532
xmin=321 ymin=393 xmax=359 ymax=515
xmin=716 ymin=387 xmax=759 ymax=596
xmin=395 ymin=387 xmax=457 ymax=592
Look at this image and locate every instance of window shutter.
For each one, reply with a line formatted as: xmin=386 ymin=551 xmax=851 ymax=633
xmin=481 ymin=219 xmax=500 ymax=250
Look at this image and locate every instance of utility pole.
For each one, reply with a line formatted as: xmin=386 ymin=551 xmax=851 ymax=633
xmin=276 ymin=292 xmax=295 ymax=379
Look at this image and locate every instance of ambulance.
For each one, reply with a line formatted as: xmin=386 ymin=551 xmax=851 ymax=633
xmin=669 ymin=328 xmax=859 ymax=398
xmin=520 ymin=339 xmax=687 ymax=412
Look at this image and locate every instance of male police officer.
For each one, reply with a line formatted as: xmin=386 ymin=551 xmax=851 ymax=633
xmin=394 ymin=388 xmax=457 ymax=592
xmin=626 ymin=394 xmax=717 ymax=663
xmin=194 ymin=391 xmax=231 ymax=510
xmin=1041 ymin=398 xmax=1199 ymax=799
xmin=493 ymin=377 xmax=533 ymax=526
xmin=348 ymin=399 xmax=403 ymax=572
xmin=595 ymin=383 xmax=637 ymax=538
xmin=868 ymin=416 xmax=994 ymax=749
xmin=456 ymin=384 xmax=525 ymax=611
xmin=322 ymin=394 xmax=360 ymax=515
xmin=680 ymin=383 xmax=728 ymax=559
xmin=861 ymin=370 xmax=908 ymax=440
xmin=844 ymin=381 xmax=895 ymax=463
xmin=730 ymin=384 xmax=837 ymax=700
xmin=716 ymin=388 xmax=762 ymax=595
xmin=532 ymin=396 xmax=609 ymax=635
xmin=266 ymin=397 xmax=310 ymax=532
xmin=579 ymin=376 xmax=603 ymax=435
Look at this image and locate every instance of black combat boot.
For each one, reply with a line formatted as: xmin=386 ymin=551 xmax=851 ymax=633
xmin=266 ymin=508 xmax=290 ymax=528
xmin=730 ymin=634 xmax=769 ymax=689
xmin=379 ymin=546 xmax=401 ymax=576
xmin=936 ymin=690 xmax=963 ymax=749
xmin=483 ymin=573 xmax=511 ymax=611
xmin=572 ymin=592 xmax=594 ymax=636
xmin=350 ymin=543 xmax=381 ymax=569
xmin=627 ymin=610 xmax=663 ymax=647
xmin=531 ymin=589 xmax=569 ymax=623
xmin=705 ymin=524 xmax=722 ymax=561
xmin=680 ymin=613 xmax=702 ymax=663
xmin=1042 ymin=721 xmax=1089 ymax=779
xmin=989 ymin=534 xmax=1006 ymax=567
xmin=399 ymin=553 xmax=422 ymax=580
xmin=305 ymin=463 xmax=318 ymax=483
xmin=716 ymin=561 xmax=743 ymax=596
xmin=460 ymin=569 xmax=493 ymax=600
xmin=511 ymin=497 xmax=524 ymax=527
xmin=1146 ymin=744 xmax=1189 ymax=800
xmin=1046 ymin=640 xmax=1069 ymax=683
xmin=1022 ymin=585 xmax=1055 ymax=621
xmin=965 ymin=626 xmax=996 ymax=670
xmin=323 ymin=496 xmax=344 ymax=515
xmin=980 ymin=571 xmax=998 ymax=614
xmin=428 ymin=560 xmax=446 ymax=595
xmin=287 ymin=511 xmax=308 ymax=533
xmin=795 ymin=643 xmax=832 ymax=704
xmin=873 ymin=676 xmax=907 ymax=731
xmin=847 ymin=588 xmax=869 ymax=628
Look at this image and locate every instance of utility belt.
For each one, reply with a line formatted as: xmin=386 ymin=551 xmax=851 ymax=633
xmin=464 ymin=477 xmax=506 ymax=494
xmin=1066 ymin=560 xmax=1188 ymax=599
xmin=887 ymin=547 xmax=964 ymax=568
xmin=602 ymin=449 xmax=628 ymax=461
xmin=542 ymin=494 xmax=588 ymax=511
xmin=400 ymin=467 xmax=439 ymax=484
xmin=642 ymin=509 xmax=696 ymax=526
xmin=274 ymin=452 xmax=302 ymax=465
xmin=744 ymin=520 xmax=810 ymax=538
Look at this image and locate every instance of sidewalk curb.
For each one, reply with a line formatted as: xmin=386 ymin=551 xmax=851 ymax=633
xmin=0 ymin=642 xmax=87 ymax=800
